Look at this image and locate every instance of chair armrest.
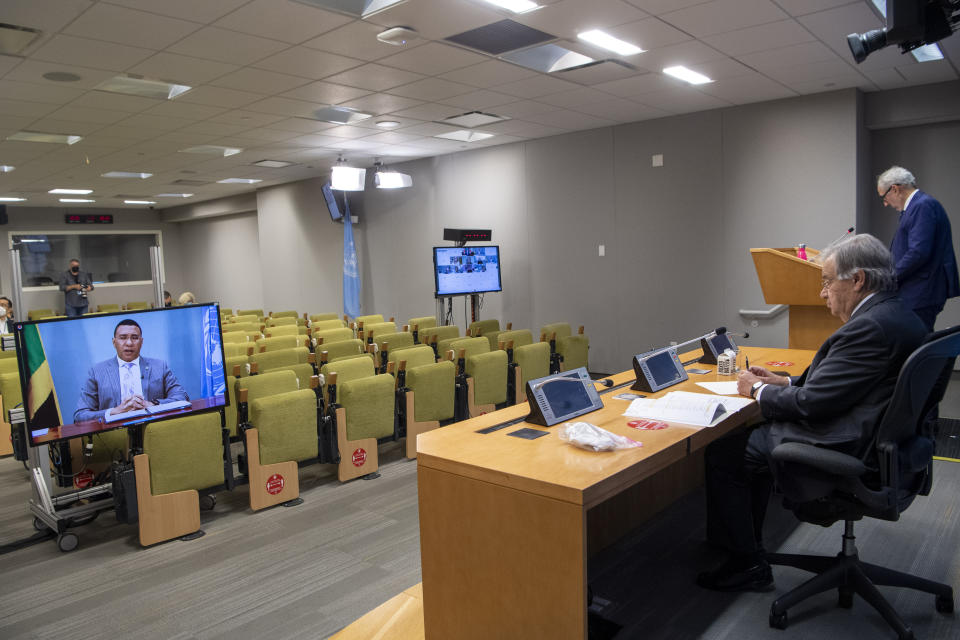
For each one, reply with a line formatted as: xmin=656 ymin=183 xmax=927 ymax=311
xmin=772 ymin=442 xmax=866 ymax=477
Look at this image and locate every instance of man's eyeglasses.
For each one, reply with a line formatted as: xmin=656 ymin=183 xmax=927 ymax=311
xmin=820 ymin=276 xmax=837 ymax=291
xmin=880 ymin=185 xmax=894 ymax=202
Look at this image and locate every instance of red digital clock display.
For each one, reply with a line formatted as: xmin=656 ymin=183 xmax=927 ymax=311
xmin=65 ymin=214 xmax=113 ymax=224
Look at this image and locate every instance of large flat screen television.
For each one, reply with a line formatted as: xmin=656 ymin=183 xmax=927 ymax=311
xmin=433 ymin=245 xmax=502 ymax=297
xmin=14 ymin=303 xmax=228 ymax=446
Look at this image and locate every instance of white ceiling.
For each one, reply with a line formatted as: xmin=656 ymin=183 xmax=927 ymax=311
xmin=0 ymin=0 xmax=956 ymax=209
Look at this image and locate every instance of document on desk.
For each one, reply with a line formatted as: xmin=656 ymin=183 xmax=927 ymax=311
xmin=695 ymin=381 xmax=740 ymax=395
xmin=623 ymin=391 xmax=753 ymax=427
xmin=104 ymin=400 xmax=191 ymax=423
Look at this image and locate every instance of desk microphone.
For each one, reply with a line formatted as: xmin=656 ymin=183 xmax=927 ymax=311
xmin=829 ymin=226 xmax=855 ymax=246
xmin=716 ymin=326 xmax=749 ymax=340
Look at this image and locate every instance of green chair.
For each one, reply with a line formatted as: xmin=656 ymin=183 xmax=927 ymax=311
xmin=498 ymin=330 xmax=551 ymax=404
xmin=126 ymin=301 xmax=150 ymax=310
xmin=0 ymin=358 xmax=18 ymax=374
xmin=265 ymin=316 xmax=298 ymax=327
xmin=231 ymin=314 xmax=260 ymax=325
xmin=264 ymin=324 xmax=307 ymax=337
xmin=541 ymin=323 xmax=590 ymax=372
xmin=250 ymin=347 xmax=315 ymax=390
xmin=394 ymin=356 xmax=455 ymax=459
xmin=269 ymin=310 xmax=299 ymax=319
xmin=361 ymin=321 xmax=397 ymax=344
xmin=421 ymin=325 xmax=461 ymax=359
xmin=222 ymin=332 xmax=251 ymax=344
xmin=469 ymin=319 xmax=507 ymax=351
xmin=135 ymin=412 xmax=228 ymax=546
xmin=28 ymin=309 xmax=55 ymax=320
xmin=220 ymin=308 xmax=233 ymax=318
xmin=237 ymin=309 xmax=264 ymax=320
xmin=310 ymin=318 xmax=346 ymax=332
xmin=447 ymin=337 xmax=508 ymax=419
xmin=223 ymin=342 xmax=253 ymax=358
xmin=309 ymin=312 xmax=340 ymax=323
xmin=256 ymin=335 xmax=306 ymax=353
xmin=97 ymin=304 xmax=121 ymax=313
xmin=319 ymin=339 xmax=368 ymax=364
xmin=407 ymin=316 xmax=437 ymax=344
xmin=374 ymin=332 xmax=415 ymax=373
xmin=355 ymin=313 xmax=385 ymax=327
xmin=312 ymin=327 xmax=355 ymax=349
xmin=222 ymin=322 xmax=259 ymax=334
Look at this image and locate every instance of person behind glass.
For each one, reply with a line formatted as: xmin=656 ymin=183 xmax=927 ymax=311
xmin=178 ymin=291 xmax=196 ymax=305
xmin=878 ymin=165 xmax=959 ymax=331
xmin=59 ymin=258 xmax=94 ymax=317
xmin=0 ymin=296 xmax=13 ymax=333
xmin=163 ymin=291 xmax=173 ymax=307
xmin=696 ymin=234 xmax=926 ymax=593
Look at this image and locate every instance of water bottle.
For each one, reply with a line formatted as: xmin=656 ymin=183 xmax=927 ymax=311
xmin=797 ymin=243 xmax=808 ymax=261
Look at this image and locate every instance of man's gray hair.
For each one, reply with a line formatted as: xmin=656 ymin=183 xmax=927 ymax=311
xmin=877 ymin=166 xmax=916 ymax=191
xmin=821 ymin=233 xmax=897 ymax=292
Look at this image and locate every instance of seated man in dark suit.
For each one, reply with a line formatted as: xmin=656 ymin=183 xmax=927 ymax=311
xmin=74 ymin=318 xmax=188 ymax=422
xmin=697 ymin=234 xmax=927 ymax=592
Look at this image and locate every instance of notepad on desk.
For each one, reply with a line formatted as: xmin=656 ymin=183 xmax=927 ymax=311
xmin=104 ymin=400 xmax=191 ymax=423
xmin=623 ymin=391 xmax=753 ymax=427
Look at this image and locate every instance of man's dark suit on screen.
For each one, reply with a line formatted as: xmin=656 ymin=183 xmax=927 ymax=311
xmin=74 ymin=356 xmax=188 ymax=422
xmin=891 ymin=190 xmax=959 ymax=330
xmin=704 ymin=292 xmax=927 ymax=558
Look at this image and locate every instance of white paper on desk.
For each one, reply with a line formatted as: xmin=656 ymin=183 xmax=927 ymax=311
xmin=696 ymin=381 xmax=740 ymax=395
xmin=623 ymin=391 xmax=753 ymax=427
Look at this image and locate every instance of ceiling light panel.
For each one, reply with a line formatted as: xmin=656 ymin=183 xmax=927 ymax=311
xmin=0 ymin=165 xmax=14 ymax=173
xmin=291 ymin=0 xmax=406 ymax=18
xmin=446 ymin=19 xmax=556 ymax=56
xmin=482 ymin=0 xmax=540 ymax=13
xmin=60 ymin=198 xmax=95 ymax=203
xmin=577 ymin=30 xmax=643 ymax=56
xmin=434 ymin=130 xmax=495 ymax=142
xmin=96 ymin=75 xmax=192 ymax=100
xmin=313 ymin=105 xmax=372 ymax=125
xmin=0 ymin=197 xmax=26 ymax=202
xmin=217 ymin=178 xmax=262 ymax=184
xmin=124 ymin=200 xmax=156 ymax=204
xmin=101 ymin=171 xmax=153 ymax=179
xmin=253 ymin=160 xmax=295 ymax=168
xmin=663 ymin=66 xmax=713 ymax=85
xmin=501 ymin=43 xmax=596 ymax=73
xmin=0 ymin=23 xmax=41 ymax=56
xmin=179 ymin=145 xmax=243 ymax=157
xmin=443 ymin=111 xmax=510 ymax=127
xmin=154 ymin=193 xmax=194 ymax=198
xmin=49 ymin=188 xmax=93 ymax=195
xmin=7 ymin=131 xmax=83 ymax=145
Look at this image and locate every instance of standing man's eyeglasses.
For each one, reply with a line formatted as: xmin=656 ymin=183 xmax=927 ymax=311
xmin=880 ymin=185 xmax=894 ymax=202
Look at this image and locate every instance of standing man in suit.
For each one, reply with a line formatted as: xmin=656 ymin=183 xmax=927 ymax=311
xmin=74 ymin=318 xmax=188 ymax=422
xmin=697 ymin=234 xmax=926 ymax=592
xmin=878 ymin=166 xmax=959 ymax=331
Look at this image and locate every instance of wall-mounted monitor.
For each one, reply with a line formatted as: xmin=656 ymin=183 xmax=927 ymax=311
xmin=15 ymin=303 xmax=228 ymax=446
xmin=321 ymin=181 xmax=343 ymax=221
xmin=433 ymin=245 xmax=502 ymax=297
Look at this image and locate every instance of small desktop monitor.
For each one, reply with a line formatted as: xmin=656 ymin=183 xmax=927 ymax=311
xmin=525 ymin=367 xmax=603 ymax=426
xmin=433 ymin=245 xmax=502 ymax=297
xmin=632 ymin=347 xmax=688 ymax=393
xmin=14 ymin=303 xmax=228 ymax=446
xmin=700 ymin=332 xmax=738 ymax=365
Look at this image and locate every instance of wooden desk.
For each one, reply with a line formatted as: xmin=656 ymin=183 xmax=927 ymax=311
xmin=417 ymin=346 xmax=814 ymax=640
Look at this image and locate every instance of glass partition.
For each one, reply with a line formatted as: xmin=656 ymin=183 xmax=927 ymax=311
xmin=12 ymin=232 xmax=160 ymax=288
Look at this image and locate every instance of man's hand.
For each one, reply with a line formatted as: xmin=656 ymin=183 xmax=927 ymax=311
xmin=737 ymin=366 xmax=790 ymax=397
xmin=111 ymin=394 xmax=148 ymax=415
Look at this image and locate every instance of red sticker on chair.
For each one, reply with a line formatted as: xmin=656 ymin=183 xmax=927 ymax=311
xmin=765 ymin=361 xmax=794 ymax=367
xmin=265 ymin=473 xmax=284 ymax=495
xmin=74 ymin=470 xmax=94 ymax=489
xmin=352 ymin=448 xmax=367 ymax=467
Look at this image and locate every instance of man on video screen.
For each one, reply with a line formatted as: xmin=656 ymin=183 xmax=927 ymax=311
xmin=74 ymin=318 xmax=189 ymax=422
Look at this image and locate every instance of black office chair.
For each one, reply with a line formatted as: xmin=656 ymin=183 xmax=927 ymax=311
xmin=766 ymin=325 xmax=959 ymax=640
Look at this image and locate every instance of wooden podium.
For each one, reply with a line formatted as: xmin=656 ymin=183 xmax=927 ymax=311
xmin=751 ymin=247 xmax=842 ymax=350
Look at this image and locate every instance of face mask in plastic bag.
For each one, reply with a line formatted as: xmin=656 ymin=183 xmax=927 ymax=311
xmin=558 ymin=421 xmax=642 ymax=452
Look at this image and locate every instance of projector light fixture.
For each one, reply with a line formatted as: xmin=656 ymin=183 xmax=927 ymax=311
xmin=663 ymin=66 xmax=712 ymax=85
xmin=577 ymin=30 xmax=643 ymax=56
xmin=331 ymin=156 xmax=366 ymax=191
xmin=373 ymin=159 xmax=412 ymax=189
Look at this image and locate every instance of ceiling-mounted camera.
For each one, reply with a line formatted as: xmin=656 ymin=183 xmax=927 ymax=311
xmin=846 ymin=0 xmax=957 ymax=63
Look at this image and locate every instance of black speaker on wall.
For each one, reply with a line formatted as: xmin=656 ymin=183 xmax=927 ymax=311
xmin=0 ymin=204 xmax=7 ymax=225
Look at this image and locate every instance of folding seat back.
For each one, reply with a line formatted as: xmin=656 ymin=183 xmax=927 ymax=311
xmin=540 ymin=323 xmax=589 ymax=372
xmin=237 ymin=370 xmax=299 ymax=413
xmin=220 ymin=308 xmax=233 ymax=317
xmin=126 ymin=301 xmax=150 ymax=310
xmin=1 ymin=370 xmax=23 ymax=421
xmin=265 ymin=324 xmax=306 ymax=337
xmin=540 ymin=322 xmax=573 ymax=341
xmin=232 ymin=314 xmax=260 ymax=325
xmin=361 ymin=321 xmax=396 ymax=343
xmin=242 ymin=330 xmax=263 ymax=343
xmin=136 ymin=412 xmax=228 ymax=546
xmin=469 ymin=318 xmax=504 ymax=350
xmin=0 ymin=357 xmax=18 ymax=374
xmin=265 ymin=316 xmax=298 ymax=327
xmin=223 ymin=342 xmax=253 ymax=358
xmin=447 ymin=337 xmax=507 ymax=418
xmin=356 ymin=313 xmax=384 ymax=326
xmin=408 ymin=316 xmax=437 ymax=343
xmin=497 ymin=329 xmax=535 ymax=349
xmin=388 ymin=344 xmax=437 ymax=372
xmin=374 ymin=332 xmax=415 ymax=372
xmin=237 ymin=309 xmax=264 ymax=320
xmin=320 ymin=356 xmax=376 ymax=403
xmin=309 ymin=312 xmax=340 ymax=323
xmin=225 ymin=355 xmax=251 ymax=378
xmin=320 ymin=339 xmax=370 ymax=365
xmin=312 ymin=327 xmax=354 ymax=347
xmin=332 ymin=372 xmax=396 ymax=482
xmin=446 ymin=336 xmax=489 ymax=360
xmin=423 ymin=326 xmax=461 ymax=359
xmin=310 ymin=318 xmax=345 ymax=330
xmin=98 ymin=303 xmax=121 ymax=313
xmin=257 ymin=335 xmax=305 ymax=352
xmin=270 ymin=310 xmax=299 ymax=319
xmin=28 ymin=309 xmax=54 ymax=320
xmin=394 ymin=356 xmax=455 ymax=458
xmin=222 ymin=322 xmax=258 ymax=333
xmin=250 ymin=347 xmax=310 ymax=371
xmin=222 ymin=332 xmax=250 ymax=344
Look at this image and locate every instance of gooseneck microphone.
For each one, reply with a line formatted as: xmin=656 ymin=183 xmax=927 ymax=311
xmin=716 ymin=326 xmax=749 ymax=340
xmin=830 ymin=226 xmax=855 ymax=246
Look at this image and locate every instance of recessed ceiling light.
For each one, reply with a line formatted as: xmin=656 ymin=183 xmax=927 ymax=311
xmin=313 ymin=105 xmax=372 ymax=125
xmin=7 ymin=131 xmax=82 ymax=145
xmin=377 ymin=26 xmax=418 ymax=46
xmin=376 ymin=121 xmax=401 ymax=129
xmin=0 ymin=23 xmax=41 ymax=56
xmin=154 ymin=193 xmax=194 ymax=198
xmin=663 ymin=66 xmax=713 ymax=85
xmin=124 ymin=200 xmax=156 ymax=205
xmin=435 ymin=130 xmax=495 ymax=142
xmin=59 ymin=198 xmax=95 ymax=203
xmin=253 ymin=159 xmax=294 ymax=168
xmin=0 ymin=165 xmax=14 ymax=173
xmin=96 ymin=75 xmax=192 ymax=100
xmin=482 ymin=0 xmax=540 ymax=13
xmin=179 ymin=145 xmax=243 ymax=157
xmin=49 ymin=188 xmax=93 ymax=195
xmin=101 ymin=171 xmax=153 ymax=179
xmin=443 ymin=111 xmax=509 ymax=128
xmin=577 ymin=30 xmax=643 ymax=56
xmin=217 ymin=178 xmax=262 ymax=184
xmin=0 ymin=197 xmax=26 ymax=202
xmin=291 ymin=0 xmax=407 ymax=18
xmin=501 ymin=43 xmax=596 ymax=73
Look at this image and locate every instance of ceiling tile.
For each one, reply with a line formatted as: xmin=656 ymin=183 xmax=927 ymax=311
xmin=737 ymin=41 xmax=841 ymax=73
xmin=555 ymin=61 xmax=642 ymax=85
xmin=0 ymin=81 xmax=85 ymax=105
xmin=144 ymin=101 xmax=228 ymax=120
xmin=573 ymin=97 xmax=667 ymax=122
xmin=494 ymin=75 xmax=582 ymax=99
xmin=321 ymin=125 xmax=377 ymax=139
xmin=302 ymin=21 xmax=401 ymax=62
xmin=0 ymin=98 xmax=59 ymax=118
xmin=127 ymin=53 xmax=239 ymax=86
xmin=244 ymin=96 xmax=325 ymax=118
xmin=536 ymin=86 xmax=616 ymax=108
xmin=117 ymin=113 xmax=194 ymax=131
xmin=216 ymin=127 xmax=299 ymax=142
xmin=635 ymin=86 xmax=732 ymax=112
xmin=387 ymin=77 xmax=476 ymax=101
xmin=389 ymin=103 xmax=464 ymax=121
xmin=633 ymin=40 xmax=727 ymax=73
xmin=175 ymin=121 xmax=250 ymax=137
xmin=534 ymin=109 xmax=616 ymax=129
xmin=784 ymin=73 xmax=872 ymax=94
xmin=3 ymin=60 xmax=116 ymax=90
xmin=176 ymin=86 xmax=266 ymax=108
xmin=337 ymin=92 xmax=423 ymax=115
xmin=520 ymin=0 xmax=648 ymax=40
xmin=660 ymin=0 xmax=789 ymax=38
xmin=359 ymin=131 xmax=423 ymax=144
xmin=168 ymin=27 xmax=290 ymax=66
xmin=22 ymin=118 xmax=102 ymax=135
xmin=0 ymin=55 xmax=21 ymax=77
xmin=593 ymin=71 xmax=675 ymax=96
xmin=29 ymin=34 xmax=155 ymax=72
xmin=63 ymin=3 xmax=201 ymax=50
xmin=45 ymin=105 xmax=130 ymax=124
xmin=0 ymin=0 xmax=92 ymax=35
xmin=213 ymin=0 xmax=353 ymax=44
xmin=492 ymin=100 xmax=560 ymax=118
xmin=896 ymin=59 xmax=958 ymax=84
xmin=378 ymin=42 xmax=488 ymax=76
xmin=323 ymin=63 xmax=425 ymax=92
xmin=104 ymin=0 xmax=248 ymax=23
xmin=267 ymin=118 xmax=336 ymax=133
xmin=702 ymin=19 xmax=815 ymax=57
xmin=281 ymin=81 xmax=372 ymax=105
xmin=860 ymin=68 xmax=907 ymax=91
xmin=211 ymin=68 xmax=312 ymax=94
xmin=439 ymin=89 xmax=520 ymax=110
xmin=776 ymin=0 xmax=864 ymax=17
xmin=70 ymin=91 xmax=161 ymax=113
xmin=363 ymin=0 xmax=504 ymax=40
xmin=696 ymin=72 xmax=797 ymax=104
xmin=439 ymin=59 xmax=539 ymax=88
xmin=761 ymin=59 xmax=863 ymax=84
xmin=398 ymin=122 xmax=463 ymax=136
xmin=253 ymin=46 xmax=364 ymax=80
xmin=798 ymin=4 xmax=903 ymax=73
xmin=605 ymin=16 xmax=693 ymax=51
xmin=481 ymin=119 xmax=565 ymax=138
